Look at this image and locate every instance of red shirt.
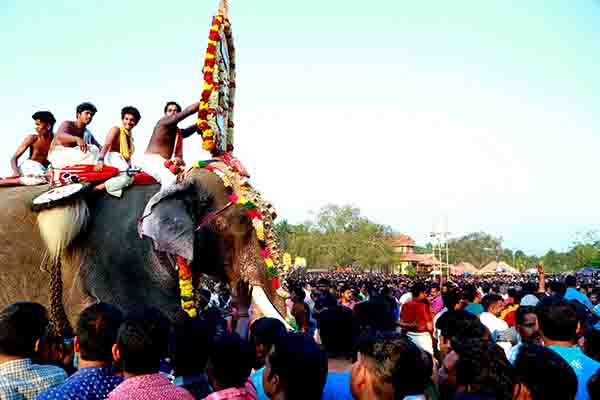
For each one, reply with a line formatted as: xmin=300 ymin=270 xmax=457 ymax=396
xmin=401 ymin=299 xmax=433 ymax=333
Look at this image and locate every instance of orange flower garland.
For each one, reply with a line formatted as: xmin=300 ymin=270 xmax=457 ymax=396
xmin=198 ymin=14 xmax=236 ymax=155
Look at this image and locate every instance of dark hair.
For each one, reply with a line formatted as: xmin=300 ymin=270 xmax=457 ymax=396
xmin=32 ymin=111 xmax=56 ymax=126
xmin=318 ymin=306 xmax=354 ymax=358
xmin=116 ymin=308 xmax=170 ymax=375
xmin=514 ymin=343 xmax=577 ymax=400
xmin=268 ymin=333 xmax=328 ymax=400
xmin=565 ymin=275 xmax=577 ymax=288
xmin=481 ymin=293 xmax=503 ymax=312
xmin=164 ymin=101 xmax=182 ymax=113
xmin=76 ymin=303 xmax=123 ymax=363
xmin=170 ymin=312 xmax=211 ymax=376
xmin=588 ymin=369 xmax=600 ymax=400
xmin=451 ymin=338 xmax=514 ymax=400
xmin=441 ymin=287 xmax=461 ymax=311
xmin=536 ymin=297 xmax=577 ymax=342
xmin=463 ymin=284 xmax=478 ymax=302
xmin=353 ymin=297 xmax=396 ymax=333
xmin=436 ymin=310 xmax=485 ymax=341
xmin=410 ymin=283 xmax=426 ymax=297
xmin=76 ymin=102 xmax=97 ymax=115
xmin=208 ymin=332 xmax=255 ymax=389
xmin=121 ymin=106 xmax=141 ymax=122
xmin=358 ymin=332 xmax=429 ymax=399
xmin=549 ymin=281 xmax=567 ymax=296
xmin=250 ymin=318 xmax=287 ymax=350
xmin=0 ymin=302 xmax=48 ymax=358
xmin=515 ymin=306 xmax=537 ymax=326
xmin=584 ymin=328 xmax=600 ymax=363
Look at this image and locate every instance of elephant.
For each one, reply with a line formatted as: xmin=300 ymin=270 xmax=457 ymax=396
xmin=0 ymin=165 xmax=290 ymax=330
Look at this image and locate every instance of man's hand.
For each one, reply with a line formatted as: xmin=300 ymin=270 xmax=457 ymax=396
xmin=537 ymin=262 xmax=545 ymax=275
xmin=94 ymin=161 xmax=104 ymax=172
xmin=76 ymin=138 xmax=88 ymax=153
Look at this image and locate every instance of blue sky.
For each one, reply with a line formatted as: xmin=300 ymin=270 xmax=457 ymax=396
xmin=1 ymin=1 xmax=599 ymax=255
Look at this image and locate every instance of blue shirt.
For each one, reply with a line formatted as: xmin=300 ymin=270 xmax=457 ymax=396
xmin=321 ymin=371 xmax=352 ymax=400
xmin=464 ymin=303 xmax=484 ymax=316
xmin=251 ymin=368 xmax=352 ymax=400
xmin=548 ymin=345 xmax=600 ymax=400
xmin=565 ymin=287 xmax=593 ymax=309
xmin=36 ymin=365 xmax=123 ymax=400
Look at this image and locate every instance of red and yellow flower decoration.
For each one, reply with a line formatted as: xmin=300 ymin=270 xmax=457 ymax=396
xmin=198 ymin=14 xmax=236 ymax=155
xmin=194 ymin=160 xmax=282 ymax=289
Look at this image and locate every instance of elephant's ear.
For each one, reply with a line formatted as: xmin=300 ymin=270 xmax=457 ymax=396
xmin=139 ymin=181 xmax=210 ymax=261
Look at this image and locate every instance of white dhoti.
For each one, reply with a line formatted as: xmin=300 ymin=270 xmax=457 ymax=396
xmin=47 ymin=144 xmax=100 ymax=169
xmin=18 ymin=159 xmax=47 ymax=186
xmin=138 ymin=153 xmax=177 ymax=188
xmin=103 ymin=152 xmax=133 ymax=198
xmin=407 ymin=332 xmax=434 ymax=355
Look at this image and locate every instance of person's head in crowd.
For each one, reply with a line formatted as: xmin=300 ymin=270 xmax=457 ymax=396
xmin=250 ymin=317 xmax=287 ymax=369
xmin=441 ymin=286 xmax=462 ymax=312
xmin=76 ymin=303 xmax=123 ymax=366
xmin=339 ymin=285 xmax=354 ymax=305
xmin=583 ymin=328 xmax=600 ymax=363
xmin=0 ymin=302 xmax=49 ymax=360
xmin=207 ymin=332 xmax=255 ymax=392
xmin=520 ymin=294 xmax=540 ymax=307
xmin=588 ymin=369 xmax=600 ymax=400
xmin=430 ymin=283 xmax=440 ymax=299
xmin=263 ymin=332 xmax=328 ymax=400
xmin=410 ymin=282 xmax=427 ymax=301
xmin=463 ymin=284 xmax=480 ymax=304
xmin=549 ymin=281 xmax=567 ymax=297
xmin=353 ymin=296 xmax=396 ymax=334
xmin=435 ymin=310 xmax=488 ymax=358
xmin=536 ymin=297 xmax=577 ymax=346
xmin=318 ymin=306 xmax=354 ymax=361
xmin=590 ymin=289 xmax=600 ymax=306
xmin=291 ymin=299 xmax=312 ymax=334
xmin=314 ymin=291 xmax=338 ymax=315
xmin=291 ymin=286 xmax=306 ymax=304
xmin=513 ymin=343 xmax=577 ymax=400
xmin=444 ymin=338 xmax=514 ymax=400
xmin=481 ymin=293 xmax=504 ymax=317
xmin=350 ymin=332 xmax=429 ymax=400
xmin=169 ymin=311 xmax=210 ymax=377
xmin=565 ymin=275 xmax=577 ymax=289
xmin=317 ymin=278 xmax=331 ymax=294
xmin=515 ymin=306 xmax=541 ymax=345
xmin=113 ymin=307 xmax=170 ymax=377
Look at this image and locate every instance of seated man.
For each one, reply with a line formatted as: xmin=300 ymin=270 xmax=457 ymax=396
xmin=0 ymin=302 xmax=67 ymax=399
xmin=48 ymin=102 xmax=101 ymax=169
xmin=139 ymin=101 xmax=199 ymax=188
xmin=92 ymin=106 xmax=141 ymax=197
xmin=0 ymin=111 xmax=55 ymax=187
xmin=37 ymin=303 xmax=124 ymax=400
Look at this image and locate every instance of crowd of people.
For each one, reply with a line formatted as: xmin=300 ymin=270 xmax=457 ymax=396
xmin=1 ymin=269 xmax=600 ymax=399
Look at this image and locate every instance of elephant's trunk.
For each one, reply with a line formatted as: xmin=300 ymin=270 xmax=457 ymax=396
xmin=251 ymin=285 xmax=292 ymax=330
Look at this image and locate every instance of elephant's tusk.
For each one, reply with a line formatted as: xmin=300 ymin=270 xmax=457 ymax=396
xmin=251 ymin=285 xmax=293 ymax=331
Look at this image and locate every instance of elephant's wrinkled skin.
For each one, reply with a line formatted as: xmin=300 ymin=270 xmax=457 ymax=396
xmin=0 ymin=167 xmax=286 ymax=326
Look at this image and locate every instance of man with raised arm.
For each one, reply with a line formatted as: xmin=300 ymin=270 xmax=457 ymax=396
xmin=139 ymin=101 xmax=200 ymax=188
xmin=48 ymin=102 xmax=102 ymax=169
xmin=0 ymin=111 xmax=55 ymax=187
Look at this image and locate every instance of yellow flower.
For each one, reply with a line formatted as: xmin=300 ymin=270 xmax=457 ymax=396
xmin=203 ymin=82 xmax=213 ymax=91
xmin=186 ymin=309 xmax=198 ymax=318
xmin=203 ymin=129 xmax=214 ymax=137
xmin=264 ymin=258 xmax=274 ymax=268
xmin=202 ymin=140 xmax=215 ymax=151
xmin=200 ymin=103 xmax=209 ymax=110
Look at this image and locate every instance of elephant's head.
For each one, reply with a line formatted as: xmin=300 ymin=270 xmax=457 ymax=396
xmin=140 ymin=163 xmax=290 ymax=327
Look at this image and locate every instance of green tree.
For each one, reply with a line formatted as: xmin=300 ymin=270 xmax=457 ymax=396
xmin=448 ymin=232 xmax=502 ymax=269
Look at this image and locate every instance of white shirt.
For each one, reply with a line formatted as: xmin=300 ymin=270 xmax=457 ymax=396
xmin=480 ymin=311 xmax=509 ymax=335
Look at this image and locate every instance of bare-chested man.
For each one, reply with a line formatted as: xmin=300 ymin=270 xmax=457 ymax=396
xmin=0 ymin=111 xmax=56 ymax=187
xmin=92 ymin=106 xmax=141 ymax=197
xmin=48 ymin=102 xmax=102 ymax=169
xmin=139 ymin=101 xmax=200 ymax=188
